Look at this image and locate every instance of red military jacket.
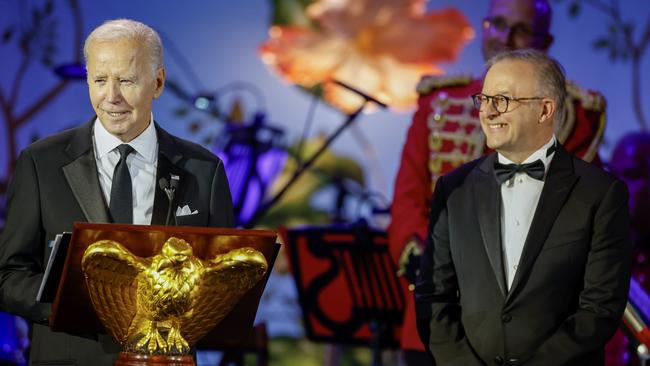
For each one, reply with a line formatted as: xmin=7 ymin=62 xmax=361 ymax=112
xmin=389 ymin=74 xmax=607 ymax=351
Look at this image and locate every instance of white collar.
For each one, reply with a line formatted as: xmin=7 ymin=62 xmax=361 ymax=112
xmin=93 ymin=115 xmax=158 ymax=163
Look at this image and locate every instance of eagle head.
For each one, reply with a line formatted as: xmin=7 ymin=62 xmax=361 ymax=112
xmin=156 ymin=237 xmax=194 ymax=271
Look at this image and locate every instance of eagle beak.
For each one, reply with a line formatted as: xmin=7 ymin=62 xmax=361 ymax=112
xmin=172 ymin=254 xmax=188 ymax=264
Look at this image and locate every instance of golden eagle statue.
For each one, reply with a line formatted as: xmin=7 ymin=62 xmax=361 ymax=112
xmin=81 ymin=237 xmax=268 ymax=355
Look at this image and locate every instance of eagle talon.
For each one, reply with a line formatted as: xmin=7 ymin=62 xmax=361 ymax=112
xmin=134 ymin=321 xmax=168 ymax=354
xmin=166 ymin=323 xmax=190 ymax=354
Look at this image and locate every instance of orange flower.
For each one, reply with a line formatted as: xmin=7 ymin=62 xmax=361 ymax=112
xmin=259 ymin=0 xmax=474 ymax=112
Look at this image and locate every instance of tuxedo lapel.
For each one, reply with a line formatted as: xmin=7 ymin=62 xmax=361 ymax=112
xmin=475 ymin=153 xmax=507 ymax=297
xmin=61 ymin=119 xmax=111 ymax=223
xmin=506 ymin=146 xmax=578 ymax=302
xmin=151 ymin=123 xmax=188 ymax=226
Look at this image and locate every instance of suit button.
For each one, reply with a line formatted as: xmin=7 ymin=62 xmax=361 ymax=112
xmin=494 ymin=356 xmax=504 ymax=365
xmin=501 ymin=313 xmax=512 ymax=322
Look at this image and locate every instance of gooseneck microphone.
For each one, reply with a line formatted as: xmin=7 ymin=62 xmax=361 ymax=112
xmin=158 ymin=174 xmax=180 ymax=226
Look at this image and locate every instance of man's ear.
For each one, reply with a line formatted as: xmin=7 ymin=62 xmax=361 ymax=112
xmin=539 ymin=98 xmax=555 ymax=125
xmin=153 ymin=67 xmax=166 ymax=98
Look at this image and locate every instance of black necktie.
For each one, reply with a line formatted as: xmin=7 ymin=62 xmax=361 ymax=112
xmin=109 ymin=144 xmax=135 ymax=224
xmin=493 ymin=142 xmax=557 ymax=184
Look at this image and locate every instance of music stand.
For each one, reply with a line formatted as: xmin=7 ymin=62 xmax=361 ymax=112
xmin=280 ymin=220 xmax=404 ymax=366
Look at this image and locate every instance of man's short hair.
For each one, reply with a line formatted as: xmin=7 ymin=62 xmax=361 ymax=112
xmin=486 ymin=49 xmax=567 ymax=124
xmin=84 ymin=19 xmax=164 ymax=77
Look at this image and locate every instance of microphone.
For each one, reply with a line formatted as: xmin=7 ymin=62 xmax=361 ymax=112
xmin=159 ymin=174 xmax=180 ymax=226
xmin=170 ymin=174 xmax=180 ymax=191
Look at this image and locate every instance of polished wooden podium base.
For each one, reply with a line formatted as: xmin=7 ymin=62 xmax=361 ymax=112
xmin=115 ymin=352 xmax=195 ymax=366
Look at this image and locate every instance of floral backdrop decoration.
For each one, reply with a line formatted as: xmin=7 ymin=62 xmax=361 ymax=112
xmin=259 ymin=0 xmax=474 ymax=112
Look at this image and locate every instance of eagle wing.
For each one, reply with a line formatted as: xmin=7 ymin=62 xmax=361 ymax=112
xmin=180 ymin=247 xmax=268 ymax=344
xmin=81 ymin=240 xmax=147 ymax=344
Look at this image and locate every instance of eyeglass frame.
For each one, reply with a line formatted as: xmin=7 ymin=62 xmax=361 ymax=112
xmin=482 ymin=16 xmax=549 ymax=41
xmin=471 ymin=93 xmax=545 ymax=113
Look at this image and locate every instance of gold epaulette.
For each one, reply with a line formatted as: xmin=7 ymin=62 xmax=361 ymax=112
xmin=416 ymin=74 xmax=473 ymax=95
xmin=566 ymin=80 xmax=606 ymax=112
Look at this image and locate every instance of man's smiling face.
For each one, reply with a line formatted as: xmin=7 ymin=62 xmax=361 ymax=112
xmin=86 ymin=38 xmax=164 ymax=142
xmin=479 ymin=59 xmax=551 ymax=163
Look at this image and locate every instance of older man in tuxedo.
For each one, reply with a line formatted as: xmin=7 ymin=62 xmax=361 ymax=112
xmin=0 ymin=19 xmax=233 ymax=364
xmin=415 ymin=49 xmax=631 ymax=366
xmin=390 ymin=2 xmax=606 ymax=363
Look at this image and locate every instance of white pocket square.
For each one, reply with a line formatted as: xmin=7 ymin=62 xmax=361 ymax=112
xmin=176 ymin=205 xmax=198 ymax=217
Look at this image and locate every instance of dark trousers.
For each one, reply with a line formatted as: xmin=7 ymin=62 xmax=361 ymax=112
xmin=404 ymin=350 xmax=435 ymax=366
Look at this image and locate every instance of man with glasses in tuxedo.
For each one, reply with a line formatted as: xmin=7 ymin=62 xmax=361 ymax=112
xmin=388 ymin=1 xmax=607 ymax=364
xmin=415 ymin=48 xmax=630 ymax=366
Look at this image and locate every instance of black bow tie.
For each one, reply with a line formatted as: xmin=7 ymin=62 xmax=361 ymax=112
xmin=494 ymin=159 xmax=545 ymax=184
xmin=493 ymin=141 xmax=557 ymax=184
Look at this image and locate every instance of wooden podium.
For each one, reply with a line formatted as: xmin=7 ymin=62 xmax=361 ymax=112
xmin=47 ymin=222 xmax=279 ymax=360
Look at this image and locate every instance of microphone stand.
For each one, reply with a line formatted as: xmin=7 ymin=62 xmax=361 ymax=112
xmin=159 ymin=176 xmax=179 ymax=226
xmin=243 ymin=80 xmax=387 ymax=229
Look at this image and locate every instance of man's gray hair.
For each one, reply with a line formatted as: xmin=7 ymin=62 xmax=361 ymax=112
xmin=486 ymin=49 xmax=567 ymax=124
xmin=84 ymin=19 xmax=164 ymax=76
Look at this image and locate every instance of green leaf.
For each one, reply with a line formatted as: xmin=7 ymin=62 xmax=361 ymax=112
xmin=301 ymin=83 xmax=324 ymax=98
xmin=270 ymin=0 xmax=314 ymax=27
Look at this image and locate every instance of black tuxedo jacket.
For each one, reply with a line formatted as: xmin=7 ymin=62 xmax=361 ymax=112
xmin=414 ymin=145 xmax=632 ymax=366
xmin=0 ymin=119 xmax=234 ymax=365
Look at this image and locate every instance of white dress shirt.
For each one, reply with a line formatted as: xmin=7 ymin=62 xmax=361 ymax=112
xmin=93 ymin=117 xmax=158 ymax=225
xmin=499 ymin=136 xmax=556 ymax=290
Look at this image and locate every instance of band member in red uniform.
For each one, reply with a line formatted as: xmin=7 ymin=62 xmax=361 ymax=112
xmin=388 ymin=0 xmax=606 ymax=364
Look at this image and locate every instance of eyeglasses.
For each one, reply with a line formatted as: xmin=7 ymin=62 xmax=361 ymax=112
xmin=482 ymin=16 xmax=546 ymax=41
xmin=472 ymin=93 xmax=545 ymax=113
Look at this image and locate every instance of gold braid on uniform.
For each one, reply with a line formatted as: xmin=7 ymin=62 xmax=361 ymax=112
xmin=416 ymin=74 xmax=473 ymax=96
xmin=564 ymin=80 xmax=607 ymax=162
xmin=418 ymin=74 xmax=485 ymax=192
